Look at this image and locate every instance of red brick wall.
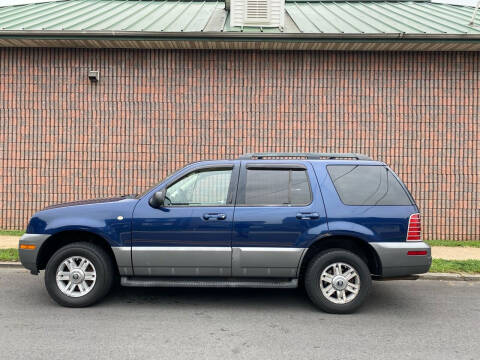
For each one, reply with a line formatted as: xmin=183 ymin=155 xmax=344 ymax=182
xmin=0 ymin=48 xmax=478 ymax=240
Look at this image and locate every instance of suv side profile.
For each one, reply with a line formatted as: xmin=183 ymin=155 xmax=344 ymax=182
xmin=19 ymin=153 xmax=431 ymax=313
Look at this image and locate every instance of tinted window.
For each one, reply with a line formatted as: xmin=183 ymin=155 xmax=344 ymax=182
xmin=244 ymin=169 xmax=311 ymax=206
xmin=291 ymin=169 xmax=312 ymax=204
xmin=327 ymin=165 xmax=412 ymax=206
xmin=166 ymin=169 xmax=232 ymax=206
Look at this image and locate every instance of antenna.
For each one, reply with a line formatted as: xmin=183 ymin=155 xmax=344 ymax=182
xmin=470 ymin=0 xmax=480 ymax=26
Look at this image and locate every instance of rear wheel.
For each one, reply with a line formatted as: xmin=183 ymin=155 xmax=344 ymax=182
xmin=304 ymin=249 xmax=372 ymax=313
xmin=45 ymin=242 xmax=114 ymax=307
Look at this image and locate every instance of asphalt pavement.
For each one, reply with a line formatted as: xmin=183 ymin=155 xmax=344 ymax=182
xmin=0 ymin=268 xmax=479 ymax=360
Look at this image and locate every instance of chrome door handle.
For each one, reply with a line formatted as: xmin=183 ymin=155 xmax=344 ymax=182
xmin=203 ymin=213 xmax=227 ymax=220
xmin=296 ymin=212 xmax=319 ymax=220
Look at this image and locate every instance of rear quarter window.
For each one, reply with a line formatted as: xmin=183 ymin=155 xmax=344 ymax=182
xmin=327 ymin=165 xmax=412 ymax=206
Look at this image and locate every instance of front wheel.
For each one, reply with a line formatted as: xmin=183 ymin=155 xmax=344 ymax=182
xmin=45 ymin=242 xmax=114 ymax=307
xmin=304 ymin=249 xmax=372 ymax=314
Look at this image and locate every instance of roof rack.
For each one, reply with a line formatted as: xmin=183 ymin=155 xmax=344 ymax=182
xmin=238 ymin=152 xmax=372 ymax=160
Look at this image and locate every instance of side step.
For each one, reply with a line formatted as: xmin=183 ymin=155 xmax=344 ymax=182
xmin=121 ymin=276 xmax=298 ymax=289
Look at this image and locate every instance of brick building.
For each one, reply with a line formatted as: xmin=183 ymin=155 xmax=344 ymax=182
xmin=0 ymin=0 xmax=479 ymax=240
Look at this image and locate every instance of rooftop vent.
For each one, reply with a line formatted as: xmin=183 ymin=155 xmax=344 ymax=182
xmin=230 ymin=0 xmax=285 ymax=28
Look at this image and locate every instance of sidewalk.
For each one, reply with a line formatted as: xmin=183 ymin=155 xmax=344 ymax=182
xmin=431 ymin=247 xmax=480 ymax=260
xmin=1 ymin=235 xmax=480 ymax=260
xmin=0 ymin=236 xmax=19 ymax=249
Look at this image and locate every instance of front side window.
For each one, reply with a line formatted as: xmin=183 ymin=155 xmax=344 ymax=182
xmin=165 ymin=168 xmax=232 ymax=206
xmin=243 ymin=169 xmax=311 ymax=206
xmin=327 ymin=165 xmax=412 ymax=206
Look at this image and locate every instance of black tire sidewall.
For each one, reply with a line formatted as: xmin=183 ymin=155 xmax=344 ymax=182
xmin=45 ymin=243 xmax=113 ymax=307
xmin=304 ymin=249 xmax=372 ymax=314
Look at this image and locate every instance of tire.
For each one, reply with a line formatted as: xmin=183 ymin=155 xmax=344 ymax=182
xmin=45 ymin=242 xmax=114 ymax=307
xmin=304 ymin=249 xmax=372 ymax=314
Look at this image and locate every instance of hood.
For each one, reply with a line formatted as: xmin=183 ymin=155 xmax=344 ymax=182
xmin=26 ymin=195 xmax=139 ymax=234
xmin=44 ymin=195 xmax=136 ymax=210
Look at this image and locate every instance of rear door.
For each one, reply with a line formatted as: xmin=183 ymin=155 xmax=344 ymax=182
xmin=231 ymin=161 xmax=327 ymax=277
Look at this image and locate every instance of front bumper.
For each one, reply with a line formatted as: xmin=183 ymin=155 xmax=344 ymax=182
xmin=18 ymin=233 xmax=51 ymax=273
xmin=370 ymin=241 xmax=432 ymax=277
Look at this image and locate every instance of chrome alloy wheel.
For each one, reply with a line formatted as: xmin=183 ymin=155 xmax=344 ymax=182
xmin=56 ymin=256 xmax=97 ymax=298
xmin=320 ymin=262 xmax=360 ymax=304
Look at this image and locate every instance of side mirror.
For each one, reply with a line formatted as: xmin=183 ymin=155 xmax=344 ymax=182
xmin=149 ymin=190 xmax=166 ymax=208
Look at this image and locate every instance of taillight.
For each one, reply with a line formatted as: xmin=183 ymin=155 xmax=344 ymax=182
xmin=407 ymin=213 xmax=421 ymax=241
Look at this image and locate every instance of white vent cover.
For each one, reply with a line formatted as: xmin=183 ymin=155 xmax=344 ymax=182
xmin=245 ymin=0 xmax=269 ymax=23
xmin=230 ymin=0 xmax=285 ymax=28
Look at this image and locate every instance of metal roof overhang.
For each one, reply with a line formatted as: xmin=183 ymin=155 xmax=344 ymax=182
xmin=1 ymin=30 xmax=480 ymax=51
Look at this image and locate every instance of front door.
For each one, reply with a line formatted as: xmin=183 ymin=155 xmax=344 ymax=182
xmin=131 ymin=163 xmax=238 ymax=276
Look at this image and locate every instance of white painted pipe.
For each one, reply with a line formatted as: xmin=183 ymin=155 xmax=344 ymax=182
xmin=470 ymin=0 xmax=480 ymax=26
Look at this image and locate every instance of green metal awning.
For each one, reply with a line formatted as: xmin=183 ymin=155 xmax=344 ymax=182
xmin=0 ymin=0 xmax=480 ymax=51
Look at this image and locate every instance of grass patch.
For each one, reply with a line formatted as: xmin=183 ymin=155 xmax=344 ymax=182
xmin=426 ymin=240 xmax=480 ymax=248
xmin=430 ymin=259 xmax=480 ymax=274
xmin=0 ymin=229 xmax=25 ymax=236
xmin=0 ymin=248 xmax=19 ymax=262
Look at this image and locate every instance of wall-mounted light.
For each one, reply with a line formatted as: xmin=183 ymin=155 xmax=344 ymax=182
xmin=88 ymin=70 xmax=99 ymax=82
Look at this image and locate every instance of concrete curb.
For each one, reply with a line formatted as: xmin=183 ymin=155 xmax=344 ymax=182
xmin=1 ymin=261 xmax=479 ymax=281
xmin=0 ymin=261 xmax=23 ymax=269
xmin=418 ymin=273 xmax=480 ymax=281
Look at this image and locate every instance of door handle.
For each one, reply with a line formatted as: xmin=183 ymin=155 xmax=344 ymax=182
xmin=203 ymin=213 xmax=227 ymax=220
xmin=296 ymin=212 xmax=319 ymax=220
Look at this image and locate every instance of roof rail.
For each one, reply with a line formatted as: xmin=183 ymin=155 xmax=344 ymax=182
xmin=238 ymin=152 xmax=372 ymax=160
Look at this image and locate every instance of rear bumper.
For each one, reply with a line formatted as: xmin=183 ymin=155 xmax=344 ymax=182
xmin=370 ymin=241 xmax=432 ymax=277
xmin=18 ymin=233 xmax=50 ymax=273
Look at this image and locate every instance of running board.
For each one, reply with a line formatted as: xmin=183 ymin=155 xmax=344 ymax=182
xmin=121 ymin=277 xmax=298 ymax=289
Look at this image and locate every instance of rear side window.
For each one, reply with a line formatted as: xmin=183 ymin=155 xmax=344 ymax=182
xmin=243 ymin=169 xmax=311 ymax=206
xmin=327 ymin=165 xmax=412 ymax=206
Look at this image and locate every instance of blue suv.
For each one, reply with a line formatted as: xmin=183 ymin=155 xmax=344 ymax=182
xmin=19 ymin=153 xmax=431 ymax=313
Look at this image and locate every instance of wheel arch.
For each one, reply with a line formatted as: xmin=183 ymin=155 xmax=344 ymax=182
xmin=37 ymin=230 xmax=119 ymax=274
xmin=299 ymin=235 xmax=382 ymax=280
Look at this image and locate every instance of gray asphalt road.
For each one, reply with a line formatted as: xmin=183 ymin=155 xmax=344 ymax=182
xmin=0 ymin=268 xmax=478 ymax=360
